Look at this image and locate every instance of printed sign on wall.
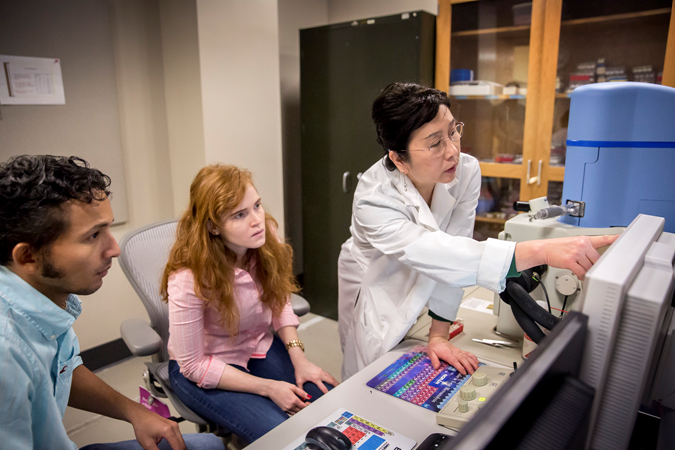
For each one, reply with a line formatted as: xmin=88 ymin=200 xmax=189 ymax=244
xmin=0 ymin=55 xmax=65 ymax=105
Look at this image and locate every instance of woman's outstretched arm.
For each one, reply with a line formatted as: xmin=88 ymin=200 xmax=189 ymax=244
xmin=515 ymin=234 xmax=618 ymax=279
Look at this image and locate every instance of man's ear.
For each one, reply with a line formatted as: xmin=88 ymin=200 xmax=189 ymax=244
xmin=11 ymin=243 xmax=40 ymax=274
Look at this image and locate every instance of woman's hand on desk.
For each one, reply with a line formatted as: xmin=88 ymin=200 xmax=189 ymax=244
xmin=427 ymin=336 xmax=479 ymax=376
xmin=428 ymin=318 xmax=479 ymax=375
xmin=291 ymin=355 xmax=340 ymax=394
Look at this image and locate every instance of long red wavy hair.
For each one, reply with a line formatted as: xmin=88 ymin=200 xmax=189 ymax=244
xmin=160 ymin=164 xmax=299 ymax=336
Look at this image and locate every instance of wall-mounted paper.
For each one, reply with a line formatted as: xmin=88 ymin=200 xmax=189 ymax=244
xmin=0 ymin=55 xmax=65 ymax=105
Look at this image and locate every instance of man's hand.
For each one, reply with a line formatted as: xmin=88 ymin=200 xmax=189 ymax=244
xmin=68 ymin=366 xmax=186 ymax=449
xmin=427 ymin=335 xmax=479 ymax=375
xmin=127 ymin=404 xmax=185 ymax=450
xmin=292 ymin=358 xmax=339 ymax=394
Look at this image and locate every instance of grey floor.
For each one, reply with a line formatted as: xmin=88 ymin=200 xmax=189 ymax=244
xmin=64 ymin=313 xmax=342 ymax=448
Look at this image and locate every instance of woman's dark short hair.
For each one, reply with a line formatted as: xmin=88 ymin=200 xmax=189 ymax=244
xmin=0 ymin=155 xmax=111 ymax=265
xmin=372 ymin=82 xmax=452 ymax=171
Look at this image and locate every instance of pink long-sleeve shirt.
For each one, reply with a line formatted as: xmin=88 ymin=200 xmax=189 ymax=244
xmin=166 ymin=264 xmax=299 ymax=389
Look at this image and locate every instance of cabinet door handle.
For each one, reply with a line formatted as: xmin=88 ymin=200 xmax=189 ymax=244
xmin=527 ymin=159 xmax=542 ymax=185
xmin=342 ymin=171 xmax=351 ymax=193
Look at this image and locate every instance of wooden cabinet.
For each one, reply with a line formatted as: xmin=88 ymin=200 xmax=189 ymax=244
xmin=435 ymin=0 xmax=675 ymax=240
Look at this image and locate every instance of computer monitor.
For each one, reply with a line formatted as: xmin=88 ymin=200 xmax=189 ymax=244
xmin=439 ymin=311 xmax=593 ymax=450
xmin=428 ymin=214 xmax=675 ymax=450
xmin=577 ymin=214 xmax=674 ymax=450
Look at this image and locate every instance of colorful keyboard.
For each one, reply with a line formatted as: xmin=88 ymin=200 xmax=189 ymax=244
xmin=366 ymin=350 xmax=482 ymax=413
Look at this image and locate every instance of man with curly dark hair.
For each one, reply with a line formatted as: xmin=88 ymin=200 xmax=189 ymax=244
xmin=0 ymin=155 xmax=224 ymax=450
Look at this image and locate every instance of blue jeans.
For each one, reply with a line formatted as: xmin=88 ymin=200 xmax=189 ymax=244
xmin=169 ymin=335 xmax=333 ymax=444
xmin=79 ymin=433 xmax=225 ymax=449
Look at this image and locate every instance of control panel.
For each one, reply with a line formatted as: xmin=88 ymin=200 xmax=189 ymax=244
xmin=436 ymin=366 xmax=513 ymax=430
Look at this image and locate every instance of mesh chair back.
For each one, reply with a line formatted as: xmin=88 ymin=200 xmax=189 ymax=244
xmin=119 ymin=219 xmax=179 ymax=362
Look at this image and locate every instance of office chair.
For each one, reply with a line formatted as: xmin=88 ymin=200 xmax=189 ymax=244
xmin=118 ymin=218 xmax=311 ymax=429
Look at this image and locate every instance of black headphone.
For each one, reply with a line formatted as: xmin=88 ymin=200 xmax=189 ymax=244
xmin=499 ymin=265 xmax=560 ymax=344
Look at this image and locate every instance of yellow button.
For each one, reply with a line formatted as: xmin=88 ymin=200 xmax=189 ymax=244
xmin=478 ymin=397 xmax=487 ymax=402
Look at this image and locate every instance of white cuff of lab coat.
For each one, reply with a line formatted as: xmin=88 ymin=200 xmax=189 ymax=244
xmin=476 ymin=238 xmax=516 ymax=293
xmin=427 ymin=283 xmax=463 ymax=321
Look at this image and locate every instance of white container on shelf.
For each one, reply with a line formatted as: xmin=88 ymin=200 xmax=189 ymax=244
xmin=449 ymin=81 xmax=504 ymax=96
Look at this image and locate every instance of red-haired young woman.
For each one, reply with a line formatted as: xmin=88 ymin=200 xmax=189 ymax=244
xmin=161 ymin=164 xmax=337 ymax=444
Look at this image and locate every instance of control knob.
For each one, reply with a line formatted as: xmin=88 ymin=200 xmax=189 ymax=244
xmin=472 ymin=371 xmax=488 ymax=387
xmin=459 ymin=384 xmax=476 ymax=401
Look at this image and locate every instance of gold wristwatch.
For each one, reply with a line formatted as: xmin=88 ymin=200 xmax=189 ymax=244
xmin=286 ymin=339 xmax=305 ymax=352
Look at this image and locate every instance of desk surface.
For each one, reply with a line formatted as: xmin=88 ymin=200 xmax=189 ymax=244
xmin=247 ymin=287 xmax=524 ymax=449
xmin=246 ymin=339 xmax=445 ymax=450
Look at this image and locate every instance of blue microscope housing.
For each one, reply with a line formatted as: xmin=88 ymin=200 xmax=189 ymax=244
xmin=559 ymin=82 xmax=675 ymax=233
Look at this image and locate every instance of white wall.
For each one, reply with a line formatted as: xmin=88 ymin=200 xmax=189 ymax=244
xmin=278 ymin=0 xmax=328 ymax=273
xmin=196 ymin=0 xmax=287 ymax=232
xmin=327 ymin=0 xmax=437 ymax=23
xmin=74 ymin=0 xmax=176 ymax=349
xmin=158 ymin=0 xmax=206 ymax=215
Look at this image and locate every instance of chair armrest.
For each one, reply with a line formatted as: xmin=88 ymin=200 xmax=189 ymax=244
xmin=291 ymin=293 xmax=310 ymax=317
xmin=120 ymin=318 xmax=163 ymax=357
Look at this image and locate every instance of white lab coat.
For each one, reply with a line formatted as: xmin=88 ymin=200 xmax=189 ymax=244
xmin=338 ymin=155 xmax=516 ymax=379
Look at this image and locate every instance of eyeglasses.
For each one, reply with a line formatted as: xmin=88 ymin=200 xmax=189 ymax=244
xmin=403 ymin=122 xmax=464 ymax=156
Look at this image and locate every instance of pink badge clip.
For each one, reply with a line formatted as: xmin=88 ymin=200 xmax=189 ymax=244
xmin=139 ymin=386 xmax=171 ymax=418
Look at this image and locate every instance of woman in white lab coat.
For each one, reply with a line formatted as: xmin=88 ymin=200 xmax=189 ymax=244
xmin=338 ymin=83 xmax=616 ymax=379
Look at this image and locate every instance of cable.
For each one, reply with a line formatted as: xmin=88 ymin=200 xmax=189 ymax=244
xmin=533 ymin=272 xmax=551 ymax=313
xmin=507 ymin=283 xmax=560 ymax=331
xmin=510 ymin=299 xmax=546 ymax=344
xmin=560 ymin=295 xmax=569 ymax=318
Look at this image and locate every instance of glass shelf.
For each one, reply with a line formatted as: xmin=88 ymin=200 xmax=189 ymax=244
xmin=450 ymin=8 xmax=671 ymax=38
xmin=451 ymin=94 xmax=526 ymax=100
xmin=561 ymin=7 xmax=670 ymax=28
xmin=473 ymin=176 xmax=521 ymax=240
xmin=453 ymin=25 xmax=531 ymax=38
